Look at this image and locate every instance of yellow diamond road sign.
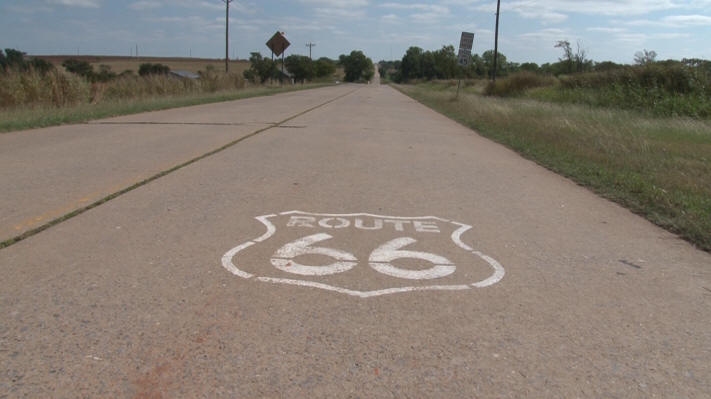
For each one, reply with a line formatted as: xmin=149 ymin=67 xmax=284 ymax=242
xmin=266 ymin=31 xmax=290 ymax=57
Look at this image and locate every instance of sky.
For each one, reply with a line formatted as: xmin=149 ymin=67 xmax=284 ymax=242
xmin=1 ymin=0 xmax=710 ymax=64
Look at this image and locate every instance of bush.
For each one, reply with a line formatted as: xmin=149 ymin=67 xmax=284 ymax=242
xmin=244 ymin=53 xmax=278 ymax=83
xmin=138 ymin=63 xmax=170 ymax=76
xmin=62 ymin=59 xmax=94 ymax=78
xmin=0 ymin=68 xmax=89 ymax=107
xmin=484 ymin=71 xmax=556 ymax=96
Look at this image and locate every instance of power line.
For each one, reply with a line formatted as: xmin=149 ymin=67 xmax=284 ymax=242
xmin=222 ymin=0 xmax=233 ymax=72
xmin=306 ymin=42 xmax=316 ymax=60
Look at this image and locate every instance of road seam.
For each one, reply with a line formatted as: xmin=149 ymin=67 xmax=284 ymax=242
xmin=0 ymin=87 xmax=361 ymax=250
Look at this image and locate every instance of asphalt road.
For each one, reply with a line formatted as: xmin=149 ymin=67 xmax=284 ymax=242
xmin=1 ymin=82 xmax=710 ymax=398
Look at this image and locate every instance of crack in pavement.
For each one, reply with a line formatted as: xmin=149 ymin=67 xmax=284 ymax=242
xmin=0 ymin=87 xmax=361 ymax=251
xmin=88 ymin=121 xmax=253 ymax=127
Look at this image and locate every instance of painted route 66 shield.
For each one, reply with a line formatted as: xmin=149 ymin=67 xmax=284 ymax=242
xmin=221 ymin=211 xmax=505 ymax=298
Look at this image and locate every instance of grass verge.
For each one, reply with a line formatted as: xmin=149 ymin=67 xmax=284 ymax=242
xmin=394 ymin=82 xmax=711 ymax=252
xmin=0 ymin=83 xmax=332 ymax=133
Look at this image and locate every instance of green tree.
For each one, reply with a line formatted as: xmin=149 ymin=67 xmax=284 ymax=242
xmin=432 ymin=45 xmax=458 ymax=79
xmin=138 ymin=63 xmax=170 ymax=76
xmin=400 ymin=46 xmax=424 ymax=81
xmin=285 ymin=55 xmax=314 ymax=83
xmin=519 ymin=62 xmax=540 ymax=73
xmin=340 ymin=50 xmax=374 ymax=82
xmin=62 ymin=59 xmax=94 ymax=78
xmin=243 ymin=52 xmax=278 ymax=83
xmin=634 ymin=49 xmax=657 ymax=65
xmin=314 ymin=57 xmax=336 ymax=78
xmin=482 ymin=50 xmax=508 ymax=78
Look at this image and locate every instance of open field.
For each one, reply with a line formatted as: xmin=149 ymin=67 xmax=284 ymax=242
xmin=0 ymin=83 xmax=333 ymax=133
xmin=395 ymin=82 xmax=711 ymax=251
xmin=35 ymin=55 xmax=251 ymax=75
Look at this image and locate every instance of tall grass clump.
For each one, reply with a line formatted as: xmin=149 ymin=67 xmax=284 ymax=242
xmin=396 ymin=82 xmax=711 ymax=251
xmin=536 ymin=63 xmax=711 ymax=118
xmin=0 ymin=68 xmax=89 ymax=107
xmin=484 ymin=71 xmax=556 ymax=96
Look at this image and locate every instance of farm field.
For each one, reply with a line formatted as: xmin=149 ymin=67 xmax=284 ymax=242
xmin=35 ymin=55 xmax=251 ymax=75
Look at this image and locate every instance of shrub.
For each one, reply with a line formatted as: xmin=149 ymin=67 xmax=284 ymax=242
xmin=62 ymin=59 xmax=94 ymax=78
xmin=138 ymin=63 xmax=170 ymax=76
xmin=0 ymin=68 xmax=89 ymax=107
xmin=484 ymin=71 xmax=556 ymax=96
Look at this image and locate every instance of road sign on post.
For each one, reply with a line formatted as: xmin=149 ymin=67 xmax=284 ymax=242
xmin=456 ymin=32 xmax=475 ymax=98
xmin=266 ymin=31 xmax=290 ymax=57
xmin=458 ymin=32 xmax=475 ymax=66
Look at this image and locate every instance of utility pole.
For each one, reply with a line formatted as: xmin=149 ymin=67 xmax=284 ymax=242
xmin=492 ymin=0 xmax=501 ymax=82
xmin=306 ymin=42 xmax=316 ymax=60
xmin=222 ymin=0 xmax=233 ymax=72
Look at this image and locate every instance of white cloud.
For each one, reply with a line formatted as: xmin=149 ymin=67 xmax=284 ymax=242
xmin=47 ymin=0 xmax=100 ymax=7
xmin=378 ymin=2 xmax=450 ymax=23
xmin=663 ymin=14 xmax=711 ymax=25
xmin=587 ymin=27 xmax=627 ymax=33
xmin=129 ymin=1 xmax=161 ymax=11
xmin=518 ymin=28 xmax=572 ymax=42
xmin=299 ymin=0 xmax=368 ymax=7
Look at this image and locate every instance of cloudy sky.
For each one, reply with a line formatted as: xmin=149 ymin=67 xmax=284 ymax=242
xmin=1 ymin=0 xmax=710 ymax=64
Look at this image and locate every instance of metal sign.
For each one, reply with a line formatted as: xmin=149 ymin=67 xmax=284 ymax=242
xmin=459 ymin=32 xmax=475 ymax=51
xmin=266 ymin=31 xmax=290 ymax=57
xmin=458 ymin=48 xmax=471 ymax=67
xmin=457 ymin=32 xmax=475 ymax=67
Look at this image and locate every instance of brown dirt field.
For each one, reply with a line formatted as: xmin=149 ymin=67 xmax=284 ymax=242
xmin=34 ymin=55 xmax=250 ymax=75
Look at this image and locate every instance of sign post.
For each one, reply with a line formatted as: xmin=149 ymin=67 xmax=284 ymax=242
xmin=266 ymin=31 xmax=291 ymax=83
xmin=456 ymin=32 xmax=475 ymax=98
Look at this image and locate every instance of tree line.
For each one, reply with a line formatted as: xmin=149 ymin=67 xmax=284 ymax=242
xmin=244 ymin=50 xmax=374 ymax=84
xmin=379 ymin=41 xmax=711 ymax=83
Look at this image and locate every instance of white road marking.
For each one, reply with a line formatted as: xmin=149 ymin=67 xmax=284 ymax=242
xmin=221 ymin=211 xmax=506 ymax=297
xmin=257 ymin=277 xmax=471 ymax=298
xmin=271 ymin=233 xmax=357 ymax=276
xmin=369 ymin=237 xmax=456 ymax=280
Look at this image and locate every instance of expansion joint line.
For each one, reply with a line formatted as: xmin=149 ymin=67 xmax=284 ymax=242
xmin=0 ymin=87 xmax=361 ymax=250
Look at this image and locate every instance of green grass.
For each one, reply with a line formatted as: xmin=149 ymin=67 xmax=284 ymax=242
xmin=0 ymin=83 xmax=331 ymax=133
xmin=395 ymin=82 xmax=711 ymax=252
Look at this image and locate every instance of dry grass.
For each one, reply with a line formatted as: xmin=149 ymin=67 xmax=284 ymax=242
xmin=36 ymin=55 xmax=251 ymax=75
xmin=396 ymin=82 xmax=711 ymax=251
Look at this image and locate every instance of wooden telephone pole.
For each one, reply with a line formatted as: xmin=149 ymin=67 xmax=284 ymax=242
xmin=222 ymin=0 xmax=233 ymax=72
xmin=306 ymin=42 xmax=316 ymax=60
xmin=492 ymin=0 xmax=501 ymax=82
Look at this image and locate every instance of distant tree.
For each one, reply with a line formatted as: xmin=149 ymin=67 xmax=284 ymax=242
xmin=62 ymin=59 xmax=94 ymax=78
xmin=28 ymin=58 xmax=55 ymax=74
xmin=555 ymin=40 xmax=574 ymax=74
xmin=4 ymin=49 xmax=26 ymax=69
xmin=138 ymin=63 xmax=170 ymax=76
xmin=482 ymin=50 xmax=508 ymax=78
xmin=400 ymin=46 xmax=424 ymax=81
xmin=314 ymin=57 xmax=336 ymax=78
xmin=432 ymin=45 xmax=458 ymax=79
xmin=555 ymin=40 xmax=591 ymax=74
xmin=95 ymin=64 xmax=117 ymax=82
xmin=244 ymin=52 xmax=278 ymax=83
xmin=634 ymin=49 xmax=657 ymax=65
xmin=519 ymin=62 xmax=540 ymax=73
xmin=468 ymin=53 xmax=487 ymax=77
xmin=594 ymin=61 xmax=623 ymax=72
xmin=422 ymin=51 xmax=436 ymax=80
xmin=340 ymin=50 xmax=374 ymax=82
xmin=285 ymin=55 xmax=314 ymax=83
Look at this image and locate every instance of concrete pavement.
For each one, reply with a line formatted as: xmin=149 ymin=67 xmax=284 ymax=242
xmin=0 ymin=85 xmax=355 ymax=244
xmin=1 ymin=83 xmax=710 ymax=397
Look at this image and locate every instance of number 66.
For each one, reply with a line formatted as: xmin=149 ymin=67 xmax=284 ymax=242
xmin=270 ymin=233 xmax=456 ymax=280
